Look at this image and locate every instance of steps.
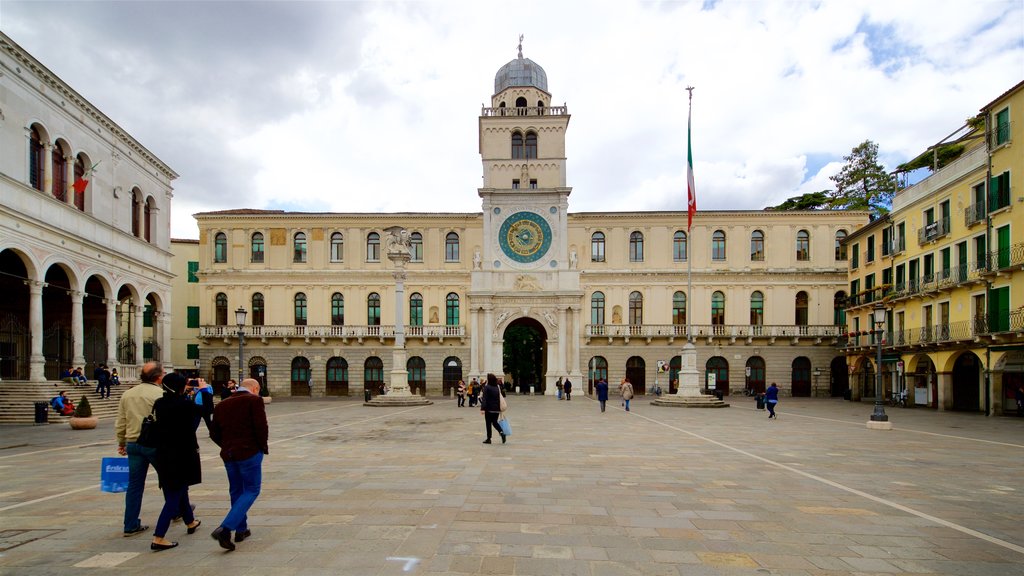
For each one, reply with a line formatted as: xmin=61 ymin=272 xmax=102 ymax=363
xmin=0 ymin=380 xmax=138 ymax=425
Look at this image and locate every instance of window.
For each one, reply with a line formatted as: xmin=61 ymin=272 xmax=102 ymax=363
xmin=326 ymin=357 xmax=349 ymax=397
xmin=214 ymin=232 xmax=227 ymax=263
xmin=990 ymin=171 xmax=1010 ymax=212
xmin=330 ymin=232 xmax=344 ymax=262
xmin=751 ymin=230 xmax=765 ymax=261
xmin=795 ymin=291 xmax=809 ymax=326
xmin=673 ymin=231 xmax=687 ymax=262
xmin=131 ymin=188 xmax=141 ymax=237
xmin=73 ymin=154 xmax=87 ymax=210
xmin=711 ymin=291 xmax=725 ymax=325
xmin=29 ymin=127 xmax=45 ymax=191
xmin=996 ymin=107 xmax=1010 ymax=146
xmin=866 ymin=234 xmax=874 ymax=263
xmin=525 ymin=131 xmax=537 ymax=158
xmin=529 ymin=179 xmax=538 ymax=189
xmin=251 ymin=232 xmax=265 ymax=263
xmin=835 ymin=230 xmax=848 ymax=260
xmin=410 ymin=293 xmax=423 ymax=326
xmin=796 ymin=230 xmax=810 ymax=261
xmin=881 ymin=227 xmax=891 ymax=257
xmin=851 ymin=243 xmax=860 ymax=269
xmin=52 ymin=141 xmax=67 ymax=202
xmin=187 ymin=261 xmax=199 ymax=283
xmin=896 ymin=222 xmax=906 ymax=252
xmin=750 ymin=291 xmax=764 ymax=325
xmin=367 ymin=232 xmax=380 ymax=261
xmin=409 ymin=232 xmax=422 ymax=262
xmin=940 ymin=247 xmax=951 ymax=281
xmin=591 ymin=292 xmax=605 ymax=325
xmin=364 ymin=357 xmax=384 ymax=392
xmin=407 ymin=357 xmax=426 ymax=393
xmin=511 ymin=131 xmax=524 ymax=159
xmin=252 ymin=293 xmax=265 ymax=326
xmin=628 ymin=291 xmax=643 ymax=325
xmin=143 ymin=304 xmax=153 ymax=328
xmin=331 ymin=293 xmax=344 ymax=326
xmin=186 ymin=306 xmax=200 ymax=328
xmin=446 ymin=293 xmax=460 ymax=325
xmin=445 ymin=232 xmax=460 ymax=262
xmin=591 ymin=232 xmax=606 ymax=262
xmin=629 ymin=231 xmax=644 ymax=262
xmin=834 ymin=292 xmax=846 ymax=326
xmin=294 ymin=293 xmax=307 ymax=325
xmin=712 ymin=230 xmax=726 ymax=261
xmin=186 ymin=344 xmax=199 ymax=360
xmin=672 ymin=291 xmax=686 ymax=326
xmin=293 ymin=232 xmax=307 ymax=263
xmin=367 ymin=293 xmax=381 ymax=325
xmin=882 ymin=267 xmax=893 ymax=288
xmin=215 ymin=293 xmax=227 ymax=326
xmin=144 ymin=198 xmax=152 ymax=243
xmin=512 ymin=179 xmax=520 ymax=189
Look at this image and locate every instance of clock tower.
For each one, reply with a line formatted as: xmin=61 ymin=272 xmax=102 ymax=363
xmin=469 ymin=39 xmax=583 ymax=390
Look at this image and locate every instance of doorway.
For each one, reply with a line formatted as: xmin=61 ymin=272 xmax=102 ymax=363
xmin=502 ymin=317 xmax=546 ymax=395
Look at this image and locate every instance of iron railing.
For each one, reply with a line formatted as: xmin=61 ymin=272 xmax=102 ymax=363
xmin=586 ymin=324 xmax=842 ymax=339
xmin=200 ymin=324 xmax=466 ymax=340
xmin=917 ymin=217 xmax=951 ymax=244
xmin=964 ymin=201 xmax=986 ymax=227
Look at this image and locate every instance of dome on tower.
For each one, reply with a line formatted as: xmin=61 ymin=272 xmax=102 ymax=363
xmin=494 ymin=40 xmax=548 ymax=94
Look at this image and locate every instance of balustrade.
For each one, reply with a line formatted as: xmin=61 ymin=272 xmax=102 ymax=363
xmin=200 ymin=324 xmax=466 ymax=341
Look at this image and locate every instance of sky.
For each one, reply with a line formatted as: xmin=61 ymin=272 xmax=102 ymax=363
xmin=2 ymin=1 xmax=1022 ymax=239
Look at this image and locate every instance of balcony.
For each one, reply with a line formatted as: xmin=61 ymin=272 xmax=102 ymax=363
xmin=199 ymin=324 xmax=466 ymax=344
xmin=984 ymin=242 xmax=1024 ymax=273
xmin=917 ymin=217 xmax=950 ymax=245
xmin=964 ymin=201 xmax=986 ymax=227
xmin=989 ymin=120 xmax=1013 ymax=149
xmin=481 ymin=105 xmax=569 ymax=117
xmin=844 ymin=319 xmax=981 ymax=351
xmin=585 ymin=324 xmax=843 ymax=345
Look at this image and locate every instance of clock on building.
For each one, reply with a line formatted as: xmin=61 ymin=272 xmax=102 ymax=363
xmin=498 ymin=211 xmax=552 ymax=263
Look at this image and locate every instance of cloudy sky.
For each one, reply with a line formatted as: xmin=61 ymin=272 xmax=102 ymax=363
xmin=2 ymin=1 xmax=1022 ymax=239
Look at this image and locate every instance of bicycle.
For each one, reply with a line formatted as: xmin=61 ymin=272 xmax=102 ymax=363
xmin=888 ymin=391 xmax=908 ymax=408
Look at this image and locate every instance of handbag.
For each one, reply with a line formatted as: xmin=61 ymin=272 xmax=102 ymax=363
xmin=136 ymin=407 xmax=159 ymax=447
xmin=499 ymin=393 xmax=508 ymax=412
xmin=100 ymin=457 xmax=130 ymax=493
xmin=497 ymin=415 xmax=511 ymax=436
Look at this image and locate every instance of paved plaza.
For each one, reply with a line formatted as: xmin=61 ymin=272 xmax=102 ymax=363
xmin=0 ymin=395 xmax=1023 ymax=575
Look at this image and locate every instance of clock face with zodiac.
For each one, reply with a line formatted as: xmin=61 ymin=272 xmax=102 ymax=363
xmin=498 ymin=211 xmax=552 ymax=263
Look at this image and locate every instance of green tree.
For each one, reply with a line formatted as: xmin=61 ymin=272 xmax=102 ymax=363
xmin=828 ymin=140 xmax=896 ymax=215
xmin=765 ymin=191 xmax=830 ymax=211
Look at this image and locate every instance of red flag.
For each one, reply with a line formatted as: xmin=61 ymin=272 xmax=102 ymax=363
xmin=72 ymin=178 xmax=89 ymax=194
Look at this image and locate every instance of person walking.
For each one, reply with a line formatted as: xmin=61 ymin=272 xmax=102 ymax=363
xmin=94 ymin=364 xmax=111 ymax=399
xmin=563 ymin=377 xmax=572 ymax=401
xmin=456 ymin=380 xmax=466 ymax=407
xmin=209 ymin=378 xmax=269 ymax=551
xmin=595 ymin=378 xmax=609 ymax=412
xmin=619 ymin=377 xmax=634 ymax=411
xmin=468 ymin=378 xmax=478 ymax=407
xmin=193 ymin=378 xmax=215 ymax=431
xmin=149 ymin=373 xmax=202 ymax=551
xmin=479 ymin=373 xmax=506 ymax=444
xmin=765 ymin=382 xmax=779 ymax=419
xmin=115 ymin=361 xmax=166 ymax=537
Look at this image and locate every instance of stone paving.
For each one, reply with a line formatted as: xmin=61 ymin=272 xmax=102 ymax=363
xmin=0 ymin=394 xmax=1023 ymax=575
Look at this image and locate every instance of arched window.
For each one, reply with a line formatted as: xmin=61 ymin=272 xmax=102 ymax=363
xmin=792 ymin=356 xmax=812 ymax=397
xmin=144 ymin=197 xmax=154 ymax=243
xmin=750 ymin=291 xmax=764 ymax=325
xmin=746 ymin=356 xmax=766 ymax=394
xmin=591 ymin=232 xmax=606 ymax=262
xmin=215 ymin=293 xmax=228 ymax=326
xmin=52 ymin=141 xmax=67 ymax=202
xmin=446 ymin=293 xmax=460 ymax=326
xmin=628 ymin=291 xmax=643 ymax=326
xmin=706 ymin=356 xmax=729 ymax=394
xmin=293 ymin=232 xmax=307 ymax=263
xmin=834 ymin=291 xmax=847 ymax=326
xmin=409 ymin=293 xmax=423 ymax=326
xmin=326 ymin=357 xmax=349 ymax=396
xmin=29 ymin=127 xmax=45 ymax=191
xmin=331 ymin=293 xmax=344 ymax=326
xmin=73 ymin=154 xmax=87 ymax=210
xmin=409 ymin=232 xmax=423 ymax=262
xmin=525 ymin=131 xmax=537 ymax=159
xmin=294 ymin=292 xmax=307 ymax=326
xmin=629 ymin=231 xmax=644 ymax=262
xmin=252 ymin=293 xmax=265 ymax=326
xmin=330 ymin=232 xmax=344 ymax=262
xmin=290 ymin=356 xmax=311 ymax=396
xmin=407 ymin=356 xmax=426 ymax=396
xmin=796 ymin=230 xmax=810 ymax=261
xmin=364 ymin=357 xmax=384 ymax=394
xmin=712 ymin=230 xmax=727 ymax=261
xmin=673 ymin=231 xmax=687 ymax=262
xmin=711 ymin=291 xmax=725 ymax=327
xmin=445 ymin=232 xmax=460 ymax=262
xmin=442 ymin=357 xmax=463 ymax=396
xmin=751 ymin=230 xmax=765 ymax=261
xmin=795 ymin=291 xmax=809 ymax=327
xmin=588 ymin=356 xmax=609 ymax=387
xmin=515 ymin=96 xmax=528 ymax=109
xmin=214 ymin=232 xmax=227 ymax=263
xmin=511 ymin=131 xmax=524 ymax=159
xmin=251 ymin=232 xmax=265 ymax=263
xmin=626 ymin=356 xmax=647 ymax=394
xmin=131 ymin=188 xmax=142 ymax=237
xmin=591 ymin=291 xmax=606 ymax=327
xmin=835 ymin=230 xmax=848 ymax=260
xmin=672 ymin=291 xmax=687 ymax=327
xmin=367 ymin=292 xmax=381 ymax=326
xmin=367 ymin=232 xmax=380 ymax=262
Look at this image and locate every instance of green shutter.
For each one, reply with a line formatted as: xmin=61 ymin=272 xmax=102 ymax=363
xmin=989 ymin=286 xmax=1010 ymax=333
xmin=187 ymin=261 xmax=199 ymax=283
xmin=998 ymin=226 xmax=1010 ymax=269
xmin=186 ymin=344 xmax=199 ymax=360
xmin=187 ymin=306 xmax=200 ymax=328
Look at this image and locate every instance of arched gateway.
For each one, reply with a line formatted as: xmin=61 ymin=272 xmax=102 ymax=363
xmin=502 ymin=317 xmax=547 ymax=394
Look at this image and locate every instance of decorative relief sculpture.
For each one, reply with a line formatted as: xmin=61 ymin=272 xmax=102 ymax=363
xmin=513 ymin=274 xmax=542 ymax=291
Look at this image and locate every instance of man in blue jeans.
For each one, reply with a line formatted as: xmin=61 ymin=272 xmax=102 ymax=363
xmin=114 ymin=361 xmax=165 ymax=536
xmin=210 ymin=378 xmax=269 ymax=551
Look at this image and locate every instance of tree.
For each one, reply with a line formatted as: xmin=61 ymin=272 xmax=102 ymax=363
xmin=828 ymin=140 xmax=896 ymax=215
xmin=765 ymin=191 xmax=830 ymax=211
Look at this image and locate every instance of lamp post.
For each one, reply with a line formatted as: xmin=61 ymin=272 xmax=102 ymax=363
xmin=869 ymin=302 xmax=888 ymax=424
xmin=235 ymin=306 xmax=247 ymax=383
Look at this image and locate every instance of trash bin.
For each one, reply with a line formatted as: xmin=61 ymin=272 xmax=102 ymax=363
xmin=364 ymin=389 xmax=372 ymax=403
xmin=34 ymin=401 xmax=49 ymax=425
xmin=755 ymin=394 xmax=766 ymax=410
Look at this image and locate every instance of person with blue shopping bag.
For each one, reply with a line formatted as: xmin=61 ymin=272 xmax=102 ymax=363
xmin=480 ymin=373 xmax=507 ymax=444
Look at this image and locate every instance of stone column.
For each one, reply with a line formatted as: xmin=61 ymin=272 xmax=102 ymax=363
xmin=27 ymin=281 xmax=45 ymax=382
xmin=385 ymin=227 xmax=412 ymax=396
xmin=133 ymin=305 xmax=144 ymax=366
xmin=64 ymin=154 xmax=75 ymax=206
xmin=70 ymin=290 xmax=86 ymax=367
xmin=675 ymin=341 xmax=702 ymax=397
xmin=43 ymin=143 xmax=53 ymax=199
xmin=569 ymin=305 xmax=581 ymax=377
xmin=105 ymin=299 xmax=118 ymax=366
xmin=483 ymin=306 xmax=494 ymax=376
xmin=160 ymin=311 xmax=173 ymax=370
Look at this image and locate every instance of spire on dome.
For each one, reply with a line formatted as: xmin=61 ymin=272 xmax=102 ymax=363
xmin=517 ymin=34 xmax=524 ymax=59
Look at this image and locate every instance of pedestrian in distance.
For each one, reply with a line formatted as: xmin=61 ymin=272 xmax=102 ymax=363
xmin=765 ymin=382 xmax=779 ymax=419
xmin=556 ymin=377 xmax=563 ymax=400
xmin=149 ymin=373 xmax=203 ymax=551
xmin=209 ymin=378 xmax=269 ymax=551
xmin=192 ymin=378 xmax=215 ymax=431
xmin=115 ymin=361 xmax=166 ymax=537
xmin=220 ymin=379 xmax=237 ymax=401
xmin=456 ymin=379 xmax=466 ymax=407
xmin=480 ymin=373 xmax=506 ymax=444
xmin=619 ymin=377 xmax=634 ymax=411
xmin=468 ymin=378 xmax=478 ymax=407
xmin=1015 ymin=385 xmax=1024 ymax=417
xmin=595 ymin=378 xmax=609 ymax=412
xmin=94 ymin=364 xmax=111 ymax=399
xmin=563 ymin=377 xmax=572 ymax=401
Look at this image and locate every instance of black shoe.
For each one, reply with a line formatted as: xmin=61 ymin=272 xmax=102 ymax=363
xmin=211 ymin=526 xmax=235 ymax=551
xmin=500 ymin=433 xmax=506 ymax=444
xmin=186 ymin=520 xmax=202 ymax=534
xmin=123 ymin=525 xmax=149 ymax=537
xmin=234 ymin=529 xmax=251 ymax=543
xmin=482 ymin=439 xmax=491 ymax=444
xmin=150 ymin=541 xmax=178 ymax=551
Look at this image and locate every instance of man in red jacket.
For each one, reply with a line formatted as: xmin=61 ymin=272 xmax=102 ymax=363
xmin=209 ymin=378 xmax=268 ymax=551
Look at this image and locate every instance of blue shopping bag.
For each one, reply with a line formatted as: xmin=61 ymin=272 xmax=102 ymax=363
xmin=498 ymin=416 xmax=511 ymax=437
xmin=100 ymin=457 xmax=130 ymax=493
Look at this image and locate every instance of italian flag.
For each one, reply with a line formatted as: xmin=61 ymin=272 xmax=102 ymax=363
xmin=686 ymin=104 xmax=696 ymax=232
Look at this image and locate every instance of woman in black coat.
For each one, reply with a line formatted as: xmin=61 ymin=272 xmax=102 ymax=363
xmin=150 ymin=373 xmax=202 ymax=551
xmin=479 ymin=373 xmax=506 ymax=444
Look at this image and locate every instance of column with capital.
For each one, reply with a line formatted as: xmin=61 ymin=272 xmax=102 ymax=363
xmin=160 ymin=310 xmax=173 ymax=370
xmin=133 ymin=305 xmax=144 ymax=367
xmin=27 ymin=281 xmax=45 ymax=381
xmin=70 ymin=290 xmax=86 ymax=368
xmin=64 ymin=154 xmax=75 ymax=206
xmin=104 ymin=299 xmax=117 ymax=367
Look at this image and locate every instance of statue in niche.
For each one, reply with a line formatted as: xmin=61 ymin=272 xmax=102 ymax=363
xmin=569 ymin=249 xmax=578 ymax=269
xmin=473 ymin=249 xmax=482 ymax=269
xmin=612 ymin=306 xmax=622 ymax=324
xmin=429 ymin=307 xmax=439 ymax=324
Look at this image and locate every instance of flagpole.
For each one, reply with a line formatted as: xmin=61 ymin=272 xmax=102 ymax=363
xmin=685 ymin=86 xmax=694 ymax=343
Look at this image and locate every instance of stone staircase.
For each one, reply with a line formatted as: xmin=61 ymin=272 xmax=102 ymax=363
xmin=0 ymin=380 xmax=138 ymax=425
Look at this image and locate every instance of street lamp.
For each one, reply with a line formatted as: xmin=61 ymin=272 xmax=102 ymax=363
xmin=235 ymin=306 xmax=247 ymax=383
xmin=870 ymin=302 xmax=888 ymax=423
